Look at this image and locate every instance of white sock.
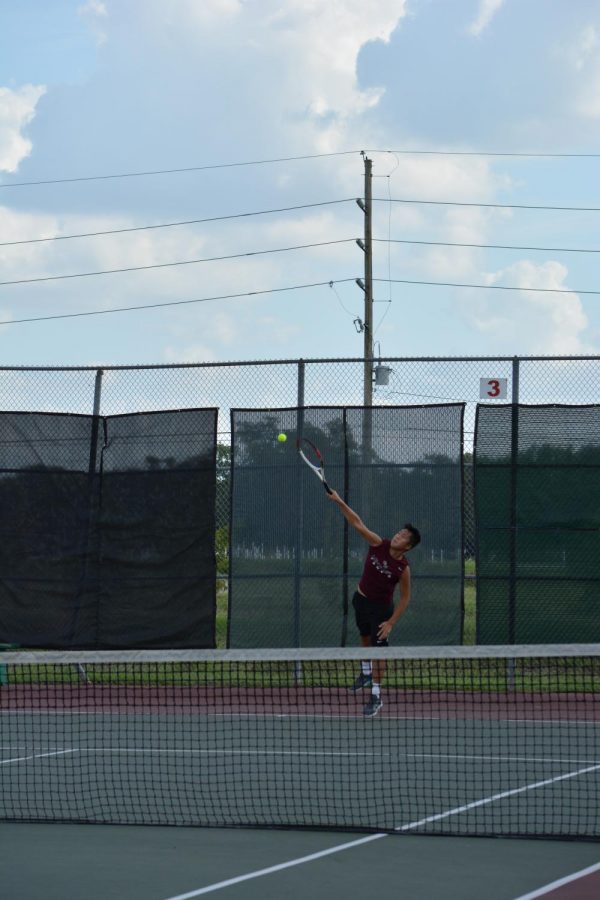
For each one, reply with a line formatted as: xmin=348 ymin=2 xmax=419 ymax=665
xmin=361 ymin=662 xmax=372 ymax=676
xmin=372 ymin=682 xmax=381 ymax=698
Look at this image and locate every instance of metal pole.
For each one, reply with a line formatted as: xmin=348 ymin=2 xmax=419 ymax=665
xmin=351 ymin=158 xmax=377 ymax=574
xmin=507 ymin=357 xmax=520 ymax=689
xmin=92 ymin=368 xmax=103 ymax=417
xmin=509 ymin=357 xmax=520 ymax=643
xmin=293 ymin=361 xmax=306 ymax=666
xmin=363 ymin=156 xmax=374 ymax=407
xmin=70 ymin=368 xmax=104 ymax=652
xmin=341 ymin=407 xmax=350 ymax=646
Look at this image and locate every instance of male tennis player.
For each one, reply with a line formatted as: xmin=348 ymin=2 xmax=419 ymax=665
xmin=327 ymin=490 xmax=421 ymax=717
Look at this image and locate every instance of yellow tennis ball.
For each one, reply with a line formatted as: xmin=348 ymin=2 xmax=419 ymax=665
xmin=277 ymin=433 xmax=287 ymax=443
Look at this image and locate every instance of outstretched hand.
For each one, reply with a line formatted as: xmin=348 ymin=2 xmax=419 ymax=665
xmin=327 ymin=489 xmax=341 ymax=502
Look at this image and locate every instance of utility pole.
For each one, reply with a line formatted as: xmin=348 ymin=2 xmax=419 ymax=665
xmin=356 ymin=155 xmax=373 ymax=407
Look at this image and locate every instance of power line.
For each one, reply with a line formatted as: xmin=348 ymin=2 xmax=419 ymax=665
xmin=377 ymin=197 xmax=600 ymax=212
xmin=0 ymin=278 xmax=357 ymax=326
xmin=4 ymin=270 xmax=592 ymax=330
xmin=374 ymin=237 xmax=600 ymax=254
xmin=370 ymin=149 xmax=600 ymax=158
xmin=3 ymin=147 xmax=599 ymax=191
xmin=0 ymin=199 xmax=356 ymax=248
xmin=0 ymin=151 xmax=361 ymax=189
xmin=5 ymin=198 xmax=595 ymax=251
xmin=0 ymin=238 xmax=357 ymax=287
xmin=374 ymin=277 xmax=600 ymax=296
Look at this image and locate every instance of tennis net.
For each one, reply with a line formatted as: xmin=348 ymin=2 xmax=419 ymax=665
xmin=1 ymin=645 xmax=599 ymax=838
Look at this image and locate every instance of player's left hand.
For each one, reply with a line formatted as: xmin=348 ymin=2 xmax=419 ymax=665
xmin=377 ymin=620 xmax=393 ymax=640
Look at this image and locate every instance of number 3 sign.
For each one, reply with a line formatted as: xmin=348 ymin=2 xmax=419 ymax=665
xmin=480 ymin=377 xmax=508 ymax=400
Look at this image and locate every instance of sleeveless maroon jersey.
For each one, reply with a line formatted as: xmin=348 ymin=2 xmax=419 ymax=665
xmin=358 ymin=539 xmax=409 ymax=603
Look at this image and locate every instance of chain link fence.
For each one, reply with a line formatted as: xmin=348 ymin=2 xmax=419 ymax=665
xmin=3 ymin=355 xmax=598 ymax=555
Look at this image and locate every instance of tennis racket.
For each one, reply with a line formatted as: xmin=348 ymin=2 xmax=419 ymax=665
xmin=296 ymin=437 xmax=332 ymax=494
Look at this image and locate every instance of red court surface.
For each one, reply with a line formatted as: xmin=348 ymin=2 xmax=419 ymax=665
xmin=519 ymin=865 xmax=600 ymax=899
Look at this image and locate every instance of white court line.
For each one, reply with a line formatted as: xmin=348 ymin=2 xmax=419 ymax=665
xmin=512 ymin=860 xmax=600 ymax=899
xmin=36 ymin=746 xmax=600 ymax=767
xmin=0 ymin=749 xmax=78 ymax=766
xmin=163 ymin=834 xmax=387 ymax=900
xmin=162 ymin=761 xmax=600 ymax=900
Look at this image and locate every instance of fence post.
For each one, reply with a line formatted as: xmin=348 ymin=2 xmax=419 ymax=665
xmin=507 ymin=357 xmax=520 ymax=689
xmin=92 ymin=368 xmax=103 ymax=418
xmin=293 ymin=361 xmax=306 ymax=663
xmin=69 ymin=368 xmax=104 ymax=648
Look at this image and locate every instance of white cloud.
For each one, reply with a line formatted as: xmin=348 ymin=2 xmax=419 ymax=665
xmin=4 ymin=1 xmax=600 ymax=365
xmin=77 ymin=1 xmax=109 ymax=45
xmin=569 ymin=25 xmax=600 ymax=118
xmin=380 ymin=153 xmax=512 ymax=203
xmin=467 ymin=0 xmax=505 ymax=38
xmin=163 ymin=342 xmax=218 ymax=364
xmin=167 ymin=0 xmax=242 ymax=26
xmin=257 ymin=314 xmax=301 ymax=345
xmin=564 ymin=24 xmax=599 ymax=72
xmin=462 ymin=260 xmax=593 ymax=354
xmin=372 ymin=154 xmax=514 ymax=282
xmin=174 ymin=0 xmax=406 ymax=133
xmin=0 ymin=307 xmax=14 ymax=332
xmin=0 ymin=199 xmax=321 ymax=357
xmin=0 ymin=85 xmax=46 ymax=173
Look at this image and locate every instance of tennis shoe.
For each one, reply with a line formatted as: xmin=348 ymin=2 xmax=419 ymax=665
xmin=363 ymin=694 xmax=383 ymax=718
xmin=349 ymin=672 xmax=372 ymax=693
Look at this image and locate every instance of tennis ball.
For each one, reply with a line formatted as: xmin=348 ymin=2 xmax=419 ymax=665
xmin=277 ymin=433 xmax=287 ymax=443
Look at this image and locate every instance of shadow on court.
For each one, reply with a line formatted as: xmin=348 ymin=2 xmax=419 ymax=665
xmin=2 ymin=823 xmax=600 ymax=900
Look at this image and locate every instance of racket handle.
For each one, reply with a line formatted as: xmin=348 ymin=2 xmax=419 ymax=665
xmin=323 ymin=481 xmax=333 ymax=495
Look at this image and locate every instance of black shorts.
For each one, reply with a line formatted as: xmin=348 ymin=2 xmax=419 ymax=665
xmin=352 ymin=591 xmax=393 ymax=647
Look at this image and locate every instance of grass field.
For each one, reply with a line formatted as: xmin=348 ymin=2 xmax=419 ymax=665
xmin=217 ymin=560 xmax=477 ymax=649
xmin=464 ymin=559 xmax=476 ymax=645
xmin=6 ymin=654 xmax=599 ymax=693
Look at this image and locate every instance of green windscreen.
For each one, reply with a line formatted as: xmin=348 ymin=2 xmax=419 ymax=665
xmin=474 ymin=404 xmax=600 ymax=643
xmin=228 ymin=404 xmax=464 ymax=647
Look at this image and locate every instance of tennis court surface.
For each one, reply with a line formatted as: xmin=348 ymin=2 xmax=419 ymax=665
xmin=1 ymin=644 xmax=599 ymax=840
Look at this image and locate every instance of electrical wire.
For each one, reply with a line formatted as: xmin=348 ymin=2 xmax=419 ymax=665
xmin=0 ymin=151 xmax=362 ymax=189
xmin=374 ymin=277 xmax=600 ymax=296
xmin=4 ymin=147 xmax=600 ymax=191
xmin=0 ymin=278 xmax=357 ymax=326
xmin=0 ymin=238 xmax=357 ymax=287
xmin=376 ymin=197 xmax=600 ymax=212
xmin=370 ymin=149 xmax=600 ymax=158
xmin=374 ymin=237 xmax=600 ymax=254
xmin=0 ymin=199 xmax=357 ymax=248
xmin=371 ymin=157 xmax=398 ymax=339
xmin=328 ymin=280 xmax=360 ymax=319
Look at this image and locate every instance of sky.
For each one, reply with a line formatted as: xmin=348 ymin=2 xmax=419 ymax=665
xmin=1 ymin=0 xmax=600 ymax=368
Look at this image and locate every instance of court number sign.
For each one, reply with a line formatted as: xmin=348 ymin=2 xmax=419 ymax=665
xmin=480 ymin=377 xmax=508 ymax=400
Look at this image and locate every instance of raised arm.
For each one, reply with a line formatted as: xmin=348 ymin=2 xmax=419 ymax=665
xmin=327 ymin=490 xmax=382 ymax=546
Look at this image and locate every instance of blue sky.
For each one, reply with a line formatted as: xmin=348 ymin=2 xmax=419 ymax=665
xmin=1 ymin=0 xmax=600 ymax=366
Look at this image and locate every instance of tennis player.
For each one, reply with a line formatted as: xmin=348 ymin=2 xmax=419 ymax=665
xmin=327 ymin=490 xmax=420 ymax=717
